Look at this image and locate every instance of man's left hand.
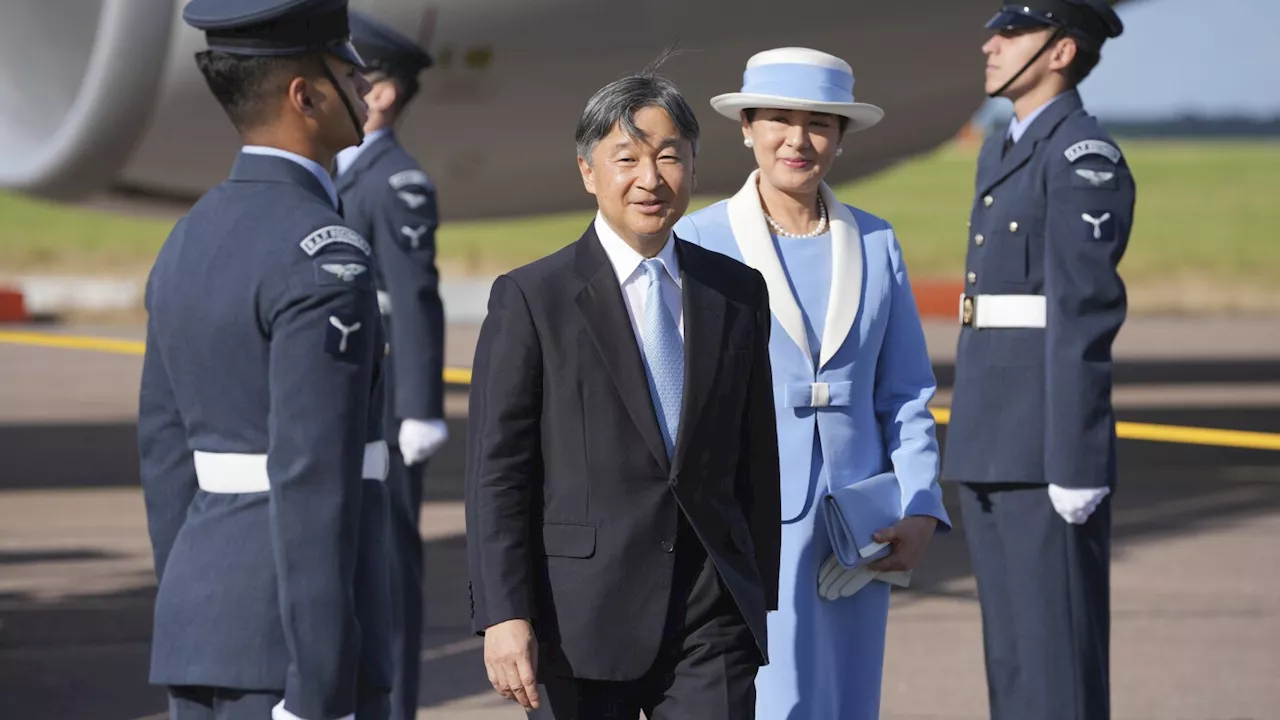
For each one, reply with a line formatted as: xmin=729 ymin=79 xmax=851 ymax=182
xmin=866 ymin=516 xmax=938 ymax=573
xmin=400 ymin=418 xmax=449 ymax=465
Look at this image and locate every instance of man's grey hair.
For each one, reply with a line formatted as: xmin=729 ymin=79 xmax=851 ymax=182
xmin=574 ymin=48 xmax=700 ymax=162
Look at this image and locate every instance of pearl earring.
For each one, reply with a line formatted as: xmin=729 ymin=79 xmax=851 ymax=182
xmin=743 ymin=137 xmax=754 ymax=149
xmin=836 ymin=147 xmax=843 ymax=157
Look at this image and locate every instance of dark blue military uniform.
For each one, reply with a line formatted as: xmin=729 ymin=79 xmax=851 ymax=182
xmin=137 ymin=2 xmax=392 ymax=719
xmin=940 ymin=2 xmax=1135 ymax=719
xmin=334 ymin=13 xmax=441 ymax=720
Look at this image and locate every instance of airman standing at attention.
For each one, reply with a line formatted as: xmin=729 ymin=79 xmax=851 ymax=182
xmin=942 ymin=2 xmax=1136 ymax=719
xmin=335 ymin=12 xmax=442 ymax=720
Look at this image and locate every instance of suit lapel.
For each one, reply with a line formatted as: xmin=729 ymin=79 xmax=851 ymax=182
xmin=979 ymin=126 xmax=1039 ymax=195
xmin=975 ymin=131 xmax=1005 ymax=196
xmin=670 ymin=243 xmax=726 ymax=474
xmin=573 ymin=227 xmax=671 ymax=472
xmin=979 ymin=91 xmax=1083 ymax=196
xmin=816 ymin=183 xmax=863 ymax=370
xmin=727 ymin=170 xmax=813 ymax=368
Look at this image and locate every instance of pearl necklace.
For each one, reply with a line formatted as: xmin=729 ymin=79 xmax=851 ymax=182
xmin=764 ymin=195 xmax=828 ymax=238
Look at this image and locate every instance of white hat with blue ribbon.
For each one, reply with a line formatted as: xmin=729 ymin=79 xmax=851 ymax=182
xmin=710 ymin=47 xmax=884 ymax=133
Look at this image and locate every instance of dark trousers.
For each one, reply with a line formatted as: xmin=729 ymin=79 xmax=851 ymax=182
xmin=531 ymin=512 xmax=761 ymax=720
xmin=168 ymin=687 xmax=389 ymax=719
xmin=386 ymin=450 xmax=426 ymax=720
xmin=960 ymin=482 xmax=1112 ymax=720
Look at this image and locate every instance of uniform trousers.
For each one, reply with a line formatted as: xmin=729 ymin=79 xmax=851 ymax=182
xmin=386 ymin=449 xmax=426 ymax=720
xmin=531 ymin=511 xmax=761 ymax=720
xmin=168 ymin=686 xmax=390 ymax=720
xmin=960 ymin=482 xmax=1111 ymax=720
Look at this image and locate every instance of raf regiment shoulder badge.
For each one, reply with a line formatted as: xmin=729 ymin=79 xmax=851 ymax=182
xmin=1064 ymin=140 xmax=1122 ymax=164
xmin=300 ymin=225 xmax=371 ymax=257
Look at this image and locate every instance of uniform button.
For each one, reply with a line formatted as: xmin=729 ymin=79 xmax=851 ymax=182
xmin=974 ymin=234 xmax=985 ymax=246
xmin=1009 ymin=221 xmax=1019 ymax=232
xmin=967 ymin=219 xmax=971 ymax=229
xmin=660 ymin=540 xmax=674 ymax=553
xmin=967 ymin=271 xmax=977 ymax=284
xmin=983 ymin=195 xmax=994 ymax=207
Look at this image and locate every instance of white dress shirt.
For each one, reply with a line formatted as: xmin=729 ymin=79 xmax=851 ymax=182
xmin=594 ymin=212 xmax=684 ymax=357
xmin=241 ymin=145 xmax=341 ymax=211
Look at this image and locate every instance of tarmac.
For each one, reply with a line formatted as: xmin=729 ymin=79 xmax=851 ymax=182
xmin=2 ymin=316 xmax=1279 ymax=719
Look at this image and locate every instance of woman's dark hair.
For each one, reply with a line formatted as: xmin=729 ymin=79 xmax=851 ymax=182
xmin=744 ymin=107 xmax=850 ymax=135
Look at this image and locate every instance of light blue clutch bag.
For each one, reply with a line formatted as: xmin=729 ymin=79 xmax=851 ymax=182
xmin=821 ymin=471 xmax=901 ymax=569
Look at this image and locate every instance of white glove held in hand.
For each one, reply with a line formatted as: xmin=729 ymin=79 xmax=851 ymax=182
xmin=1047 ymin=484 xmax=1110 ymax=525
xmin=399 ymin=418 xmax=449 ymax=466
xmin=818 ymin=554 xmax=911 ymax=601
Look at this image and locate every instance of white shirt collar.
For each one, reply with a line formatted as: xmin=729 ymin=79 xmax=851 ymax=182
xmin=241 ymin=145 xmax=340 ymax=210
xmin=1007 ymin=91 xmax=1070 ymax=144
xmin=593 ymin=211 xmax=680 ymax=287
xmin=334 ymin=127 xmax=392 ymax=178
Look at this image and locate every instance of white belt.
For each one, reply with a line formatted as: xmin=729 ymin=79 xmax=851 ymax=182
xmin=377 ymin=290 xmax=392 ymax=315
xmin=960 ymin=294 xmax=1046 ymax=329
xmin=194 ymin=440 xmax=390 ymax=494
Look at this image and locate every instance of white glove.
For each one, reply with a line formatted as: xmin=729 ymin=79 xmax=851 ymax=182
xmin=272 ymin=701 xmax=352 ymax=720
xmin=817 ymin=554 xmax=912 ymax=601
xmin=399 ymin=418 xmax=449 ymax=466
xmin=1047 ymin=484 xmax=1110 ymax=525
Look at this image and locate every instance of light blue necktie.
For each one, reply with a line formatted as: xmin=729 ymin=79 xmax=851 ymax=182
xmin=640 ymin=259 xmax=684 ymax=458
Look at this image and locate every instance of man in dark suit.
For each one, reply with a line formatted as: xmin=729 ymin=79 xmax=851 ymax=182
xmin=334 ymin=13 xmax=441 ymax=720
xmin=464 ymin=60 xmax=782 ymax=719
xmin=941 ymin=3 xmax=1136 ymax=719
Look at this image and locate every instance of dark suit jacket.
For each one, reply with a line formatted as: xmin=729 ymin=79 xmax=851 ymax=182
xmin=464 ymin=224 xmax=781 ymax=681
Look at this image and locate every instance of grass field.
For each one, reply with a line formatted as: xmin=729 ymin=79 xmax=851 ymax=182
xmin=3 ymin=140 xmax=1278 ymax=302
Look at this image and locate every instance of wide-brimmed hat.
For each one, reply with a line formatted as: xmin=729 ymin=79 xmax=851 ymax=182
xmin=709 ymin=47 xmax=883 ymax=133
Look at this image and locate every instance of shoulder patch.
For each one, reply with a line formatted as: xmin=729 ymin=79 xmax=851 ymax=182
xmin=1072 ymin=167 xmax=1118 ymax=190
xmin=300 ymin=225 xmax=371 ymax=257
xmin=389 ymin=170 xmax=430 ymax=189
xmin=314 ymin=259 xmax=373 ymax=289
xmin=1064 ymin=140 xmax=1121 ymax=164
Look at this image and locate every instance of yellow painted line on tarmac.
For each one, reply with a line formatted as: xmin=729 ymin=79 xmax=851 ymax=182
xmin=0 ymin=330 xmax=476 ymax=384
xmin=0 ymin=330 xmax=146 ymax=355
xmin=3 ymin=330 xmax=1278 ymax=451
xmin=928 ymin=407 xmax=1280 ymax=451
xmin=1114 ymin=420 xmax=1280 ymax=451
xmin=442 ymin=367 xmax=473 ymax=385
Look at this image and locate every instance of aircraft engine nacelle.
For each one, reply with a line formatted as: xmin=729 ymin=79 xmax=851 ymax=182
xmin=0 ymin=0 xmax=175 ymax=201
xmin=0 ymin=0 xmax=998 ymax=220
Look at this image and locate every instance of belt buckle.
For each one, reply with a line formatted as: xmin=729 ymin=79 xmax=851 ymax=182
xmin=961 ymin=295 xmax=975 ymax=327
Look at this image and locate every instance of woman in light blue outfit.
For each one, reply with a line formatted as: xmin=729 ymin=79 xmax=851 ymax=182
xmin=674 ymin=48 xmax=951 ymax=719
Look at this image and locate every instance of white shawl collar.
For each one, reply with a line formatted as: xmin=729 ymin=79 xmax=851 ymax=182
xmin=725 ymin=169 xmax=863 ymax=370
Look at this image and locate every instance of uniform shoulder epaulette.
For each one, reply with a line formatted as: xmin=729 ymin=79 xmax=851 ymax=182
xmin=299 ymin=225 xmax=372 ymax=257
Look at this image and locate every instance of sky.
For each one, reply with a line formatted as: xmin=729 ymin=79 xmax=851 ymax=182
xmin=1077 ymin=0 xmax=1280 ymax=120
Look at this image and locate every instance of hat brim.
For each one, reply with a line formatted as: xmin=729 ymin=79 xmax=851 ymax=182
xmin=709 ymin=93 xmax=884 ymax=133
xmin=330 ymin=41 xmax=368 ymax=71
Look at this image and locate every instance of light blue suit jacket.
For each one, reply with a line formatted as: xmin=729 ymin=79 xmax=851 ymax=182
xmin=675 ymin=172 xmax=950 ymax=529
